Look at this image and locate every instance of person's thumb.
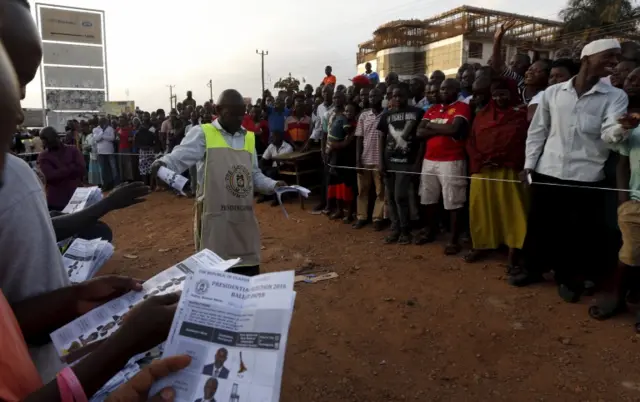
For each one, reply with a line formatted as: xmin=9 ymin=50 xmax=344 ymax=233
xmin=147 ymin=387 xmax=176 ymax=402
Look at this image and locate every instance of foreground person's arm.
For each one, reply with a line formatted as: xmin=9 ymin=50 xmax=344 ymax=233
xmin=51 ymin=182 xmax=150 ymax=241
xmin=21 ymin=293 xmax=180 ymax=402
xmin=12 ymin=276 xmax=142 ymax=345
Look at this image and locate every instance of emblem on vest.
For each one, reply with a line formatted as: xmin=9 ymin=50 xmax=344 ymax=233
xmin=225 ymin=165 xmax=252 ymax=198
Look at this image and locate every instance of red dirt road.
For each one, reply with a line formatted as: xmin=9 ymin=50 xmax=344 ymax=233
xmin=101 ymin=192 xmax=640 ymax=402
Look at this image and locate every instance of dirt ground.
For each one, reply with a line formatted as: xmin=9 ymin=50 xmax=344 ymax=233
xmin=100 ymin=192 xmax=640 ymax=402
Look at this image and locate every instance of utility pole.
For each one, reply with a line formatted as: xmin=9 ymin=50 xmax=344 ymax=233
xmin=207 ymin=79 xmax=213 ymax=103
xmin=166 ymin=85 xmax=175 ymax=109
xmin=256 ymin=49 xmax=268 ymax=96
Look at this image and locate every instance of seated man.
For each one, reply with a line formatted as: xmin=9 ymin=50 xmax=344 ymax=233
xmin=258 ymin=130 xmax=292 ymax=205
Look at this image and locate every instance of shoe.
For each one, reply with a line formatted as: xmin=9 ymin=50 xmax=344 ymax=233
xmin=384 ymin=232 xmax=400 ymax=244
xmin=352 ymin=220 xmax=368 ymax=229
xmin=373 ymin=221 xmax=384 ymax=231
xmin=507 ymin=268 xmax=545 ymax=287
xmin=311 ymin=204 xmax=326 ymax=215
xmin=414 ymin=230 xmax=436 ymax=245
xmin=558 ymin=282 xmax=583 ymax=303
xmin=398 ymin=232 xmax=412 ymax=245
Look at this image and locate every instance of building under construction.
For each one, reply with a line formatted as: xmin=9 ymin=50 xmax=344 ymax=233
xmin=356 ymin=5 xmax=565 ymax=79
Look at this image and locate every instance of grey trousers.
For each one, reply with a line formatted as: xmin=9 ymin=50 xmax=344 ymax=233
xmin=385 ymin=171 xmax=413 ymax=232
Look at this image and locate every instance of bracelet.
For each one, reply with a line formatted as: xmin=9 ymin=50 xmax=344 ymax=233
xmin=58 ymin=367 xmax=89 ymax=402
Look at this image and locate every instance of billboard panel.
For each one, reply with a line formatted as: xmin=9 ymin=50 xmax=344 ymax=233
xmin=39 ymin=7 xmax=103 ymax=45
xmin=44 ymin=66 xmax=105 ymax=89
xmin=43 ymin=42 xmax=104 ymax=66
xmin=46 ymin=89 xmax=105 ymax=111
xmin=22 ymin=108 xmax=47 ymax=128
xmin=47 ymin=111 xmax=96 ymax=132
xmin=102 ymin=101 xmax=136 ymax=116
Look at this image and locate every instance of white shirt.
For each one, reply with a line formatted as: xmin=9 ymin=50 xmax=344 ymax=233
xmin=525 ymin=78 xmax=628 ymax=182
xmin=529 ymin=91 xmax=543 ymax=106
xmin=159 ymin=119 xmax=277 ymax=198
xmin=92 ymin=126 xmax=115 ymax=154
xmin=0 ymin=154 xmax=69 ymax=381
xmin=262 ymin=142 xmax=293 ymax=167
xmin=311 ymin=103 xmax=333 ymax=140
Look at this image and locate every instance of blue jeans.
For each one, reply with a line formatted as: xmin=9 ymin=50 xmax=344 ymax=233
xmin=98 ymin=154 xmax=120 ymax=190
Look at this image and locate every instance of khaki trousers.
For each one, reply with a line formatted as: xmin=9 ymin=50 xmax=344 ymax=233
xmin=357 ymin=165 xmax=385 ymax=221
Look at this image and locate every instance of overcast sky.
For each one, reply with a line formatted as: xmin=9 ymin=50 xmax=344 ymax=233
xmin=24 ymin=0 xmax=563 ymax=111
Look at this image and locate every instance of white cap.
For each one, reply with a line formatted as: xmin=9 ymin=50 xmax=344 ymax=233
xmin=580 ymin=39 xmax=621 ymax=59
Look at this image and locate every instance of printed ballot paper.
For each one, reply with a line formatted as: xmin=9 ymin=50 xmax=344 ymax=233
xmin=158 ymin=166 xmax=189 ymax=194
xmin=50 ymin=249 xmax=239 ymax=361
xmin=63 ymin=186 xmax=103 ymax=214
xmin=274 ymin=185 xmax=311 ymax=218
xmin=151 ymin=269 xmax=296 ymax=402
xmin=63 ymin=238 xmax=114 ymax=283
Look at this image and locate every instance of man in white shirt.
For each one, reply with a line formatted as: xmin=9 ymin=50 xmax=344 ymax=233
xmin=513 ymin=39 xmax=628 ymax=303
xmin=259 ymin=131 xmax=293 ymax=206
xmin=93 ymin=117 xmax=119 ymax=190
xmin=308 ymin=85 xmax=334 ymax=214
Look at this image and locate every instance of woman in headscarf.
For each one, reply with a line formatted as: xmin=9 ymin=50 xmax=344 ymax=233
xmin=464 ymin=78 xmax=529 ymax=270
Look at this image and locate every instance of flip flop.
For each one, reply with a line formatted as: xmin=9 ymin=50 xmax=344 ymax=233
xmin=588 ymin=297 xmax=627 ymax=320
xmin=444 ymin=243 xmax=461 ymax=256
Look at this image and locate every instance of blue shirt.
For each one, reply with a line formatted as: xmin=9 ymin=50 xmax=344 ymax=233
xmin=267 ymin=106 xmax=291 ymax=133
xmin=364 ymin=71 xmax=380 ymax=85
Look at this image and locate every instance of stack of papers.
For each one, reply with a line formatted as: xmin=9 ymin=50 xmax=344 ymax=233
xmin=50 ymin=249 xmax=240 ymax=361
xmin=63 ymin=238 xmax=114 ymax=283
xmin=62 ymin=186 xmax=103 ymax=214
xmin=275 ymin=185 xmax=311 ymax=218
xmin=151 ymin=268 xmax=296 ymax=402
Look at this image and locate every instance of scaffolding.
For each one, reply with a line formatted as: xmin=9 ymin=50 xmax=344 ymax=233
xmin=357 ymin=5 xmax=565 ymax=64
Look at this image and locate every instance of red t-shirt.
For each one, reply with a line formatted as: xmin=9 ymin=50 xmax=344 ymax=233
xmin=118 ymin=127 xmax=133 ymax=151
xmin=423 ymin=101 xmax=471 ymax=162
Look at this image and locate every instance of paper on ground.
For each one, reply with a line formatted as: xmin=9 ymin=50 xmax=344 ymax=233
xmin=62 ymin=186 xmax=103 ymax=214
xmin=50 ymin=249 xmax=239 ymax=360
xmin=275 ymin=185 xmax=311 ymax=218
xmin=158 ymin=166 xmax=189 ymax=194
xmin=151 ymin=269 xmax=296 ymax=402
xmin=63 ymin=238 xmax=114 ymax=283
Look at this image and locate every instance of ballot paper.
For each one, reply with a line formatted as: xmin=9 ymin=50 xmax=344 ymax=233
xmin=50 ymin=249 xmax=240 ymax=361
xmin=158 ymin=166 xmax=189 ymax=194
xmin=63 ymin=238 xmax=114 ymax=283
xmin=62 ymin=186 xmax=103 ymax=214
xmin=151 ymin=269 xmax=296 ymax=402
xmin=90 ymin=343 xmax=166 ymax=402
xmin=274 ymin=185 xmax=311 ymax=218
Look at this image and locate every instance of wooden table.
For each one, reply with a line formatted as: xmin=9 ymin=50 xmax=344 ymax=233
xmin=273 ymin=149 xmax=322 ymax=208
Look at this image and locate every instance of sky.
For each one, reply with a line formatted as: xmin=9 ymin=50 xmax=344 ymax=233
xmin=24 ymin=0 xmax=564 ymax=111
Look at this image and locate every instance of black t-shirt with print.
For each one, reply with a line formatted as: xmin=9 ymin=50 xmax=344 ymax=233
xmin=376 ymin=106 xmax=424 ymax=165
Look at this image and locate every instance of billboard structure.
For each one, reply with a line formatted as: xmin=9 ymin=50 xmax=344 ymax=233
xmin=35 ymin=4 xmax=108 ymax=132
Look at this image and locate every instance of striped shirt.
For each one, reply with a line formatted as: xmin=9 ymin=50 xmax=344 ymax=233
xmin=355 ymin=109 xmax=383 ymax=166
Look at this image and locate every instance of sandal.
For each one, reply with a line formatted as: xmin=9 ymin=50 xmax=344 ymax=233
xmin=398 ymin=233 xmax=412 ymax=245
xmin=385 ymin=232 xmax=400 ymax=244
xmin=463 ymin=249 xmax=486 ymax=263
xmin=589 ymin=296 xmax=627 ymax=320
xmin=444 ymin=243 xmax=461 ymax=256
xmin=414 ymin=229 xmax=436 ymax=245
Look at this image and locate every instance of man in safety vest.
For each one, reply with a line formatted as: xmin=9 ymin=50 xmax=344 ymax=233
xmin=151 ymin=89 xmax=285 ymax=276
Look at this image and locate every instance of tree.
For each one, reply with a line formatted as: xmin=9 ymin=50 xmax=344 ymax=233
xmin=559 ymin=0 xmax=640 ymax=41
xmin=273 ymin=73 xmax=300 ymax=93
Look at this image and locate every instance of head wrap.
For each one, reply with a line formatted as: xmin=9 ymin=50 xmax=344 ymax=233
xmin=580 ymin=39 xmax=620 ymax=59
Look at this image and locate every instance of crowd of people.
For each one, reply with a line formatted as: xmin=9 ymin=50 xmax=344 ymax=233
xmin=3 ymin=0 xmax=640 ymax=399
